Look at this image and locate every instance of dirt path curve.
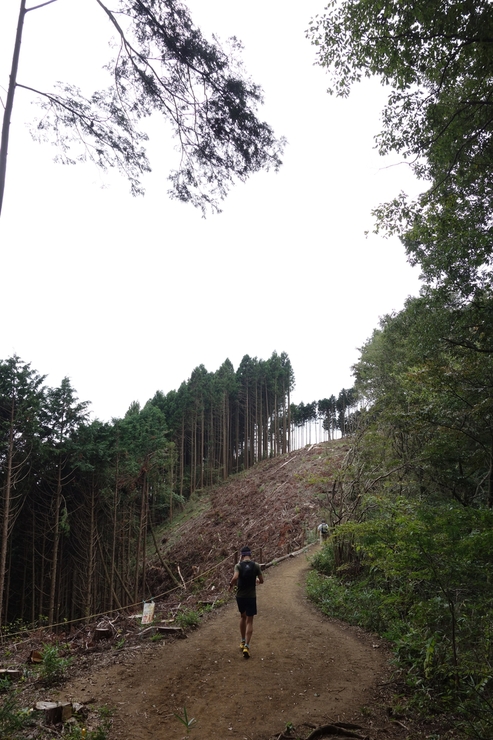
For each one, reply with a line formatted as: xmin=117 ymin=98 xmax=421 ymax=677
xmin=60 ymin=550 xmax=388 ymax=740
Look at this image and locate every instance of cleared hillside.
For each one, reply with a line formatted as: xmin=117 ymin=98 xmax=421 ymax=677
xmin=145 ymin=439 xmax=351 ymax=610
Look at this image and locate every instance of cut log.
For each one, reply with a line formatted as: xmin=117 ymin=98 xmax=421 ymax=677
xmin=156 ymin=625 xmax=185 ymax=636
xmin=0 ymin=668 xmax=23 ymax=681
xmin=35 ymin=701 xmax=73 ymax=725
xmin=262 ymin=544 xmax=315 ymax=569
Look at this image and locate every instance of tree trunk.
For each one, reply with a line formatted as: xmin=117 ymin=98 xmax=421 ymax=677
xmin=0 ymin=398 xmax=15 ymax=630
xmin=134 ymin=471 xmax=147 ymax=603
xmin=48 ymin=461 xmax=62 ymax=627
xmin=179 ymin=416 xmax=184 ymax=501
xmin=190 ymin=415 xmax=196 ymax=496
xmin=169 ymin=447 xmax=174 ymax=522
xmin=0 ymin=0 xmax=27 ymax=217
xmin=85 ymin=477 xmax=96 ymax=618
xmin=489 ymin=436 xmax=493 ymax=508
xmin=282 ymin=381 xmax=287 ymax=454
xmin=235 ymin=398 xmax=240 ymax=473
xmin=200 ymin=407 xmax=204 ymax=489
xmin=110 ymin=454 xmax=119 ymax=610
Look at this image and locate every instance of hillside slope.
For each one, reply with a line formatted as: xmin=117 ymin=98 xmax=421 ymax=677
xmin=144 ymin=440 xmax=351 ymax=610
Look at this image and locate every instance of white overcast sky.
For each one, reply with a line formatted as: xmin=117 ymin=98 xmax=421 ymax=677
xmin=0 ymin=0 xmax=422 ymax=422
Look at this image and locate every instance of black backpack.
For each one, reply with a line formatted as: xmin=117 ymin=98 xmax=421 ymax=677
xmin=238 ymin=560 xmax=257 ymax=589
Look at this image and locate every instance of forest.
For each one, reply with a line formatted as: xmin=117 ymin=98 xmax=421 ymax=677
xmin=0 ymin=350 xmax=358 ymax=633
xmin=304 ymin=1 xmax=493 ymax=737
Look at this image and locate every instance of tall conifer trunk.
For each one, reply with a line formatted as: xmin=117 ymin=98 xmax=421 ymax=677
xmin=48 ymin=461 xmax=62 ymax=627
xmin=110 ymin=454 xmax=119 ymax=610
xmin=0 ymin=0 xmax=27 ymax=217
xmin=0 ymin=398 xmax=15 ymax=630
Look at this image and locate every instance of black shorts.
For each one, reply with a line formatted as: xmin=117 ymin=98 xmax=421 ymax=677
xmin=236 ymin=597 xmax=257 ymax=616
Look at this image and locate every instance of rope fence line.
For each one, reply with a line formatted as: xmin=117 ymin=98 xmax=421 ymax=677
xmin=2 ymin=542 xmax=317 ymax=644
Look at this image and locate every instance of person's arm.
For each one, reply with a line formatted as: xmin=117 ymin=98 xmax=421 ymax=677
xmin=229 ymin=567 xmax=239 ymax=590
xmin=256 ymin=564 xmax=264 ymax=584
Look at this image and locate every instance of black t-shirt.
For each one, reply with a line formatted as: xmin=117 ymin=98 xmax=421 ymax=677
xmin=235 ymin=560 xmax=261 ymax=598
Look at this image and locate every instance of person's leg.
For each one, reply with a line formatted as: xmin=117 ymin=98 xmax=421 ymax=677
xmin=245 ymin=615 xmax=254 ymax=646
xmin=239 ymin=612 xmax=247 ymax=642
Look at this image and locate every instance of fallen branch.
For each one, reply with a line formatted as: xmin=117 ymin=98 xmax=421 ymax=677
xmin=270 ymin=722 xmax=367 ymax=740
xmin=390 ymin=719 xmax=409 ymax=731
xmin=150 ymin=524 xmax=182 ymax=589
xmin=305 ymin=722 xmax=367 ymax=740
xmin=262 ymin=543 xmax=315 ymax=569
xmin=278 ymin=456 xmax=297 ymax=469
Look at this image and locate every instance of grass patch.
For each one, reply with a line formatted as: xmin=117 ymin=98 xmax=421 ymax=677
xmin=175 ymin=608 xmax=201 ymax=629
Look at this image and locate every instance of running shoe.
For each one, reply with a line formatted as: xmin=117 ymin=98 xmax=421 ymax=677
xmin=242 ymin=645 xmax=250 ymax=659
xmin=240 ymin=641 xmax=245 ymax=650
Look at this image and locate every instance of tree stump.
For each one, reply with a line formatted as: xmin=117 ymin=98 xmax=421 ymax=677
xmin=35 ymin=701 xmax=73 ymax=725
xmin=0 ymin=668 xmax=23 ymax=681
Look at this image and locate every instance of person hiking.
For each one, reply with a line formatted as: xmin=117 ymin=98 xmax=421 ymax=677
xmin=229 ymin=546 xmax=263 ymax=659
xmin=317 ymin=520 xmax=329 ymax=543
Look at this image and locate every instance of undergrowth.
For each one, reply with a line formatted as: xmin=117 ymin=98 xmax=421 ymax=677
xmin=175 ymin=608 xmax=201 ymax=629
xmin=0 ymin=648 xmax=111 ymax=740
xmin=38 ymin=643 xmax=73 ymax=685
xmin=307 ymin=498 xmax=493 ymax=740
xmin=0 ymin=679 xmax=32 ymax=739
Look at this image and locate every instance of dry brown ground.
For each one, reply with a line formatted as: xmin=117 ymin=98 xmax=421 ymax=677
xmin=56 ymin=550 xmax=401 ymax=740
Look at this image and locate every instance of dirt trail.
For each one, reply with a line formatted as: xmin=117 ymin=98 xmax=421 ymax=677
xmin=59 ymin=550 xmax=389 ymax=740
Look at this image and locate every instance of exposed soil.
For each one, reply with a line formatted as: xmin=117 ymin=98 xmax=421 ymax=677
xmin=56 ymin=550 xmax=397 ymax=740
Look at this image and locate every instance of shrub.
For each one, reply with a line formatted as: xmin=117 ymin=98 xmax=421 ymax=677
xmin=38 ymin=643 xmax=73 ymax=685
xmin=0 ymin=681 xmax=32 ymax=738
xmin=307 ymin=498 xmax=493 ymax=737
xmin=175 ymin=609 xmax=200 ymax=629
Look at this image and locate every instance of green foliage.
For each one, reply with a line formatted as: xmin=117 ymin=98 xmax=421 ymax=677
xmin=38 ymin=643 xmax=74 ymax=685
xmin=58 ymin=704 xmax=112 ymax=740
xmin=197 ymin=603 xmax=213 ymax=615
xmin=174 ymin=609 xmax=201 ymax=629
xmin=1 ymin=349 xmax=295 ymax=629
xmin=308 ymin=499 xmax=493 ymax=735
xmin=62 ymin=724 xmax=110 ymax=740
xmin=3 ymin=1 xmax=285 ymax=216
xmin=1 ymin=616 xmax=36 ymax=641
xmin=174 ymin=706 xmax=197 ymax=734
xmin=307 ymin=0 xmax=493 ymax=297
xmin=0 ymin=682 xmax=32 ymax=739
xmin=304 ymin=524 xmax=317 ymax=545
xmin=352 ymin=291 xmax=493 ymax=508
